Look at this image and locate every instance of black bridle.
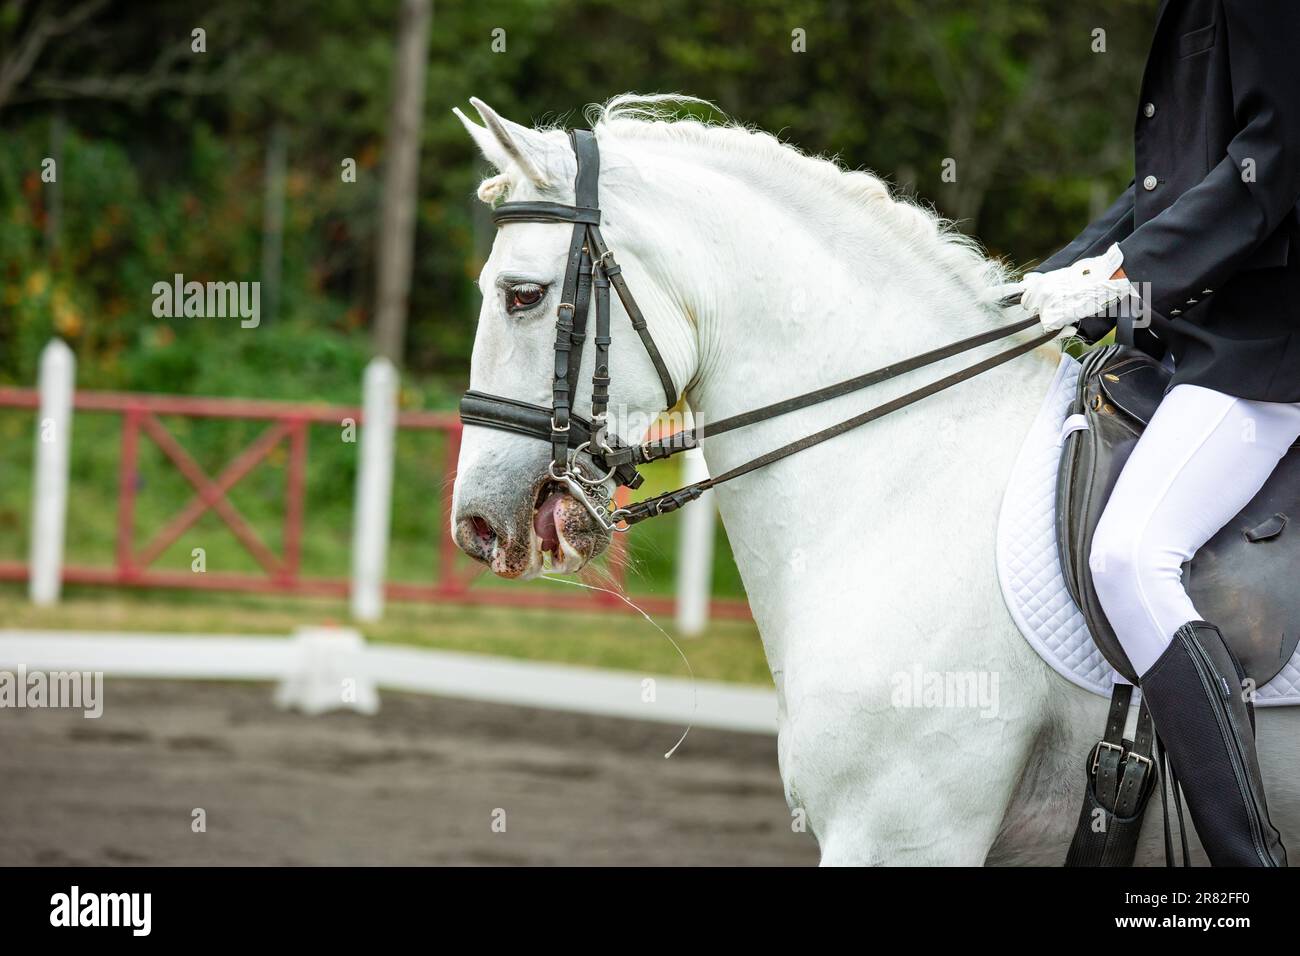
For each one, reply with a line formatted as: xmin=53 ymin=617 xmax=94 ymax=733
xmin=460 ymin=128 xmax=1054 ymax=531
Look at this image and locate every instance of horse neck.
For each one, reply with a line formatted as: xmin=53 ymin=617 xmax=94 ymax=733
xmin=633 ymin=166 xmax=1060 ymax=667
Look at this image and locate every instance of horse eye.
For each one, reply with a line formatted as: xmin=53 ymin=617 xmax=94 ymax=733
xmin=507 ymin=283 xmax=547 ymax=313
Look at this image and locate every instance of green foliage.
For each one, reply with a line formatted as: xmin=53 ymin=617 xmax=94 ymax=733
xmin=1 ymin=0 xmax=1152 ymax=394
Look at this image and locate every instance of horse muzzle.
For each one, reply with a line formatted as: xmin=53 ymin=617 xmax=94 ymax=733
xmin=453 ymin=476 xmax=611 ymax=578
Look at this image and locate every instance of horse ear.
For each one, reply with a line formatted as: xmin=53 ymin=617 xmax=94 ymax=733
xmin=454 ymin=98 xmax=551 ymax=189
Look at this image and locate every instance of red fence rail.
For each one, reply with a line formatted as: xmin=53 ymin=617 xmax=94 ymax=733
xmin=0 ymin=386 xmax=751 ymax=621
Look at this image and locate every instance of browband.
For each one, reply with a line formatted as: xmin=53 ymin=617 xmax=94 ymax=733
xmin=491 ymin=202 xmax=601 ymax=225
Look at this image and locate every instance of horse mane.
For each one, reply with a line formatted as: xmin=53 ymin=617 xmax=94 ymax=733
xmin=586 ymin=94 xmax=1009 ymax=296
xmin=474 ymin=93 xmax=1009 ymax=301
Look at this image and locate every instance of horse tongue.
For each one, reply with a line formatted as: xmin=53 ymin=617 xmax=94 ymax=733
xmin=533 ymin=489 xmax=564 ymax=554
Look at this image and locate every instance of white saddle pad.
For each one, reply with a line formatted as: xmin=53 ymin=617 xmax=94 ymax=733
xmin=996 ymin=353 xmax=1300 ymax=707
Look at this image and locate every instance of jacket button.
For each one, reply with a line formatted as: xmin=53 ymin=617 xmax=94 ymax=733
xmin=1143 ymin=102 xmax=1156 ymax=118
xmin=1143 ymin=175 xmax=1158 ymax=191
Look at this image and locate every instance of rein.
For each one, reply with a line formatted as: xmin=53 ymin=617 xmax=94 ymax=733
xmin=615 ymin=314 xmax=1054 ymax=524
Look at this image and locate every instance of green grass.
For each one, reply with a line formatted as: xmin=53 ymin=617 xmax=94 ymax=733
xmin=0 ymin=583 xmax=772 ymax=686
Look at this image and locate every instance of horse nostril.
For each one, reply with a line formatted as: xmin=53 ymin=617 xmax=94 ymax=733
xmin=455 ymin=514 xmax=500 ymax=564
xmin=470 ymin=515 xmax=496 ymax=547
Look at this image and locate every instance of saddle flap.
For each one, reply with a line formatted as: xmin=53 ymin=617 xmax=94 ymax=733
xmin=1096 ymin=351 xmax=1170 ymax=426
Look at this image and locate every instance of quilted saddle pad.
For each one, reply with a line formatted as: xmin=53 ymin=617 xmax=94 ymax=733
xmin=995 ymin=353 xmax=1300 ymax=707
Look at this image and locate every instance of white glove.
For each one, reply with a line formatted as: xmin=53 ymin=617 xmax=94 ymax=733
xmin=992 ymin=252 xmax=1107 ymax=301
xmin=1020 ymin=244 xmax=1134 ymax=333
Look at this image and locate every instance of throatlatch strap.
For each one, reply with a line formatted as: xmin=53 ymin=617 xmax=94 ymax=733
xmin=585 ymin=223 xmax=678 ymax=409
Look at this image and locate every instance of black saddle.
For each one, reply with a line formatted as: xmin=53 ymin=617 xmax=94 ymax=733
xmin=1057 ymin=344 xmax=1300 ymax=686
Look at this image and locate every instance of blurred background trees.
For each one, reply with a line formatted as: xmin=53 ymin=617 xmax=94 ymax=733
xmin=0 ymin=0 xmax=1155 ymax=400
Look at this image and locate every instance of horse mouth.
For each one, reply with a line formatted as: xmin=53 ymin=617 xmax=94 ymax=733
xmin=531 ymin=479 xmax=608 ymax=574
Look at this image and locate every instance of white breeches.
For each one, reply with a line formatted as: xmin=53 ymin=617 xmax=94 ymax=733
xmin=1090 ymin=383 xmax=1300 ymax=677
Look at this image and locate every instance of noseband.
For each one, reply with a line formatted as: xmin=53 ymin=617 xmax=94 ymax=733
xmin=460 ymin=128 xmax=1053 ymax=531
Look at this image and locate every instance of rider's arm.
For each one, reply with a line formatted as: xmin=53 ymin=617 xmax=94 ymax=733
xmin=1118 ymin=0 xmax=1300 ymax=318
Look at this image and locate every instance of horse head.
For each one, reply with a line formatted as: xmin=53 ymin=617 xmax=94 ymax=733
xmin=450 ymin=98 xmax=695 ymax=578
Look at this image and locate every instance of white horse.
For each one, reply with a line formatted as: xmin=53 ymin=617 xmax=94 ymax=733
xmin=449 ymin=95 xmax=1300 ymax=865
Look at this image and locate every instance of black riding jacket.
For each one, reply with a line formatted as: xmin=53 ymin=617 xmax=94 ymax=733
xmin=1040 ymin=0 xmax=1300 ymax=402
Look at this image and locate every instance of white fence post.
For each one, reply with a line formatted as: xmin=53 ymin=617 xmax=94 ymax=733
xmin=274 ymin=625 xmax=379 ymax=715
xmin=675 ymin=444 xmax=716 ymax=636
xmin=29 ymin=339 xmax=75 ymax=606
xmin=350 ymin=357 xmax=398 ymax=621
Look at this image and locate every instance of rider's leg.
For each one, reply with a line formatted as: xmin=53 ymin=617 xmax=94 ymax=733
xmin=1090 ymin=383 xmax=1300 ymax=674
xmin=1090 ymin=383 xmax=1300 ymax=866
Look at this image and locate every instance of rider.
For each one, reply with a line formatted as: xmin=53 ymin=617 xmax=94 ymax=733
xmin=1017 ymin=0 xmax=1300 ymax=866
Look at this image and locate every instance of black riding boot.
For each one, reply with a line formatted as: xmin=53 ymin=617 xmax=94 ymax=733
xmin=1139 ymin=621 xmax=1287 ymax=866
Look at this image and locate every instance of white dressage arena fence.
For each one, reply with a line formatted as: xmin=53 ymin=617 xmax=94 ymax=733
xmin=0 ymin=627 xmax=776 ymax=734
